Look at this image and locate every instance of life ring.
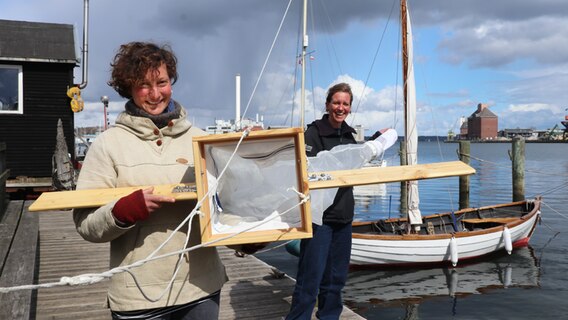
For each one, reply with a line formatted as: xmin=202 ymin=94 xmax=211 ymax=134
xmin=67 ymin=86 xmax=84 ymax=112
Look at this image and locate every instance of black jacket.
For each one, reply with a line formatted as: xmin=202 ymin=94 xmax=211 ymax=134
xmin=304 ymin=114 xmax=357 ymax=224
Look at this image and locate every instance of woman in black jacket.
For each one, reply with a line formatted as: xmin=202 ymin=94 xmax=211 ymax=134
xmin=286 ymin=82 xmax=358 ymax=319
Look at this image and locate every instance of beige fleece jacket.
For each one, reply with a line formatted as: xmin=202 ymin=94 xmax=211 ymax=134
xmin=73 ymin=104 xmax=228 ymax=311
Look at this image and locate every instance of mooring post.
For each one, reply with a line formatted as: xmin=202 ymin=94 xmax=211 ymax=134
xmin=458 ymin=141 xmax=470 ymax=209
xmin=400 ymin=140 xmax=408 ymax=214
xmin=512 ymin=137 xmax=525 ymax=201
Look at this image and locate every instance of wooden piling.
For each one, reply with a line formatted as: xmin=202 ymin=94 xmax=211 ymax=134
xmin=458 ymin=141 xmax=470 ymax=209
xmin=512 ymin=137 xmax=525 ymax=201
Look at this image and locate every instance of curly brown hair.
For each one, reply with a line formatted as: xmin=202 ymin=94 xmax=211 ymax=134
xmin=325 ymin=82 xmax=353 ymax=106
xmin=108 ymin=42 xmax=178 ymax=99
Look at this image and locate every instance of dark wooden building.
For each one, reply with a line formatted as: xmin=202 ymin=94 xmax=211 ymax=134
xmin=0 ymin=19 xmax=77 ymax=185
xmin=467 ymin=103 xmax=498 ymax=140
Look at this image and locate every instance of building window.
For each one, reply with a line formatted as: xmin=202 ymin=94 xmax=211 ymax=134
xmin=0 ymin=64 xmax=23 ymax=114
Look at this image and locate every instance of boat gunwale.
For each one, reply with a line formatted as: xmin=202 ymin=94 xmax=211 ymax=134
xmin=352 ymin=197 xmax=541 ymax=241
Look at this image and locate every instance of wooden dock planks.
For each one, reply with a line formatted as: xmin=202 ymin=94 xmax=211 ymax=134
xmin=0 ymin=201 xmax=39 ymax=320
xmin=30 ymin=207 xmax=364 ymax=320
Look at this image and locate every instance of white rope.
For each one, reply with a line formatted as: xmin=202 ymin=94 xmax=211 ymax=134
xmin=0 ymin=127 xmax=314 ymax=295
xmin=0 ymin=186 xmax=309 ymax=293
xmin=121 ymin=127 xmax=254 ymax=301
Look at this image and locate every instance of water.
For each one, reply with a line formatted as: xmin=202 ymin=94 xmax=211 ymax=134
xmin=256 ymin=141 xmax=568 ymax=319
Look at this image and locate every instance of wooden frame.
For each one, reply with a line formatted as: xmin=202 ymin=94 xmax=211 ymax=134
xmin=192 ymin=128 xmax=312 ymax=246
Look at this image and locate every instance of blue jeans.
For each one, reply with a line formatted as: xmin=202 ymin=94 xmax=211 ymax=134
xmin=286 ymin=222 xmax=352 ymax=320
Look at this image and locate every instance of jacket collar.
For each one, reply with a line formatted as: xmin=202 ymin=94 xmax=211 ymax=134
xmin=114 ymin=100 xmax=192 ymax=139
xmin=311 ymin=114 xmax=356 ymax=136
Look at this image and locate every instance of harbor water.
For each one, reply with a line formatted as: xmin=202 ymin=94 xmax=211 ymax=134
xmin=256 ymin=141 xmax=568 ymax=319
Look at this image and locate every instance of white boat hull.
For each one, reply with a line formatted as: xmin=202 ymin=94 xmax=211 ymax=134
xmin=351 ymin=199 xmax=541 ymax=267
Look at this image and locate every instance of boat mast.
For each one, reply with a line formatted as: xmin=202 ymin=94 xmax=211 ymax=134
xmin=300 ymin=0 xmax=308 ymax=129
xmin=401 ymin=0 xmax=408 ymax=139
xmin=401 ymin=0 xmax=423 ymax=231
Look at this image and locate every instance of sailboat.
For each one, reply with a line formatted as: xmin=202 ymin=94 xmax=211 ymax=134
xmin=349 ymin=0 xmax=541 ymax=267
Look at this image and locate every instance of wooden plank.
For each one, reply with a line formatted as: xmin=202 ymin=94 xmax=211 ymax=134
xmin=0 ymin=201 xmax=38 ymax=320
xmin=0 ymin=201 xmax=24 ymax=273
xmin=309 ymin=160 xmax=475 ymax=190
xmin=32 ymin=210 xmax=364 ymax=320
xmin=30 ymin=161 xmax=474 ymax=213
xmin=28 ymin=183 xmax=197 ymax=212
xmin=462 ymin=218 xmax=518 ymax=224
xmin=35 ymin=210 xmax=111 ymax=320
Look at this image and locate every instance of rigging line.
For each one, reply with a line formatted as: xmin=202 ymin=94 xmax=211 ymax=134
xmin=416 ymin=46 xmax=459 ymax=213
xmin=308 ymin=0 xmax=317 ymax=122
xmin=241 ymin=0 xmax=294 ymax=122
xmin=459 ymin=152 xmax=568 ymax=177
xmin=542 ymin=201 xmax=568 ymax=220
xmin=266 ymin=10 xmax=303 ymax=128
xmin=529 ymin=181 xmax=568 ymax=199
xmin=309 ymin=53 xmax=317 ymax=121
xmin=317 ymin=0 xmax=343 ymax=76
xmin=350 ymin=0 xmax=398 ymax=125
xmin=266 ymin=64 xmax=296 ymax=128
xmin=393 ymin=1 xmax=401 ymax=130
xmin=290 ymin=0 xmax=303 ymax=127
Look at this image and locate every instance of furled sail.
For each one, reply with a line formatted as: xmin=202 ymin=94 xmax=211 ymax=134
xmin=403 ymin=2 xmax=422 ymax=227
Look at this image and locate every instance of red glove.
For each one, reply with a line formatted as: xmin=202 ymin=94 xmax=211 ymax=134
xmin=112 ymin=189 xmax=150 ymax=225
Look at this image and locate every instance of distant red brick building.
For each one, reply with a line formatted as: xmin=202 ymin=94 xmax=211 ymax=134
xmin=466 ymin=103 xmax=498 ymax=140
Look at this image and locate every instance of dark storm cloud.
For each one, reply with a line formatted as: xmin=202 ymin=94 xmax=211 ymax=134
xmin=2 ymin=0 xmax=568 ymax=130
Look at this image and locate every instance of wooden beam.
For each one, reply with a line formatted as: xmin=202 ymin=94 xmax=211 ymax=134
xmin=308 ymin=161 xmax=475 ymax=190
xmin=29 ymin=161 xmax=475 ymax=212
xmin=28 ymin=183 xmax=197 ymax=212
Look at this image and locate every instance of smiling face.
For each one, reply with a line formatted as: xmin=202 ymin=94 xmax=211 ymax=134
xmin=326 ymin=91 xmax=352 ymax=128
xmin=131 ymin=63 xmax=172 ymax=115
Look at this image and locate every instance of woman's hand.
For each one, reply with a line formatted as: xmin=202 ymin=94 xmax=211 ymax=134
xmin=141 ymin=187 xmax=176 ymax=213
xmin=112 ymin=187 xmax=176 ymax=226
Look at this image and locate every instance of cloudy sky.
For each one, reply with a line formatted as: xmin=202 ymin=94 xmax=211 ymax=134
xmin=2 ymin=0 xmax=567 ymax=136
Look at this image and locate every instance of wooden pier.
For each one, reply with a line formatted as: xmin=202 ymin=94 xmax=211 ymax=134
xmin=1 ymin=201 xmax=364 ymax=320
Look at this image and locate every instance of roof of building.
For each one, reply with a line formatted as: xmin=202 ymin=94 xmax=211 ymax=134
xmin=0 ymin=19 xmax=77 ymax=64
xmin=470 ymin=107 xmax=498 ymax=119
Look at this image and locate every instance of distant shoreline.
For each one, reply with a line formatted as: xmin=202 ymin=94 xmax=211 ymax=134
xmin=364 ymin=136 xmax=568 ymax=143
xmin=444 ymin=139 xmax=568 ymax=143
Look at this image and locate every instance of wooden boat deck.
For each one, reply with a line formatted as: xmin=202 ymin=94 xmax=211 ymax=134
xmin=4 ymin=202 xmax=363 ymax=320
